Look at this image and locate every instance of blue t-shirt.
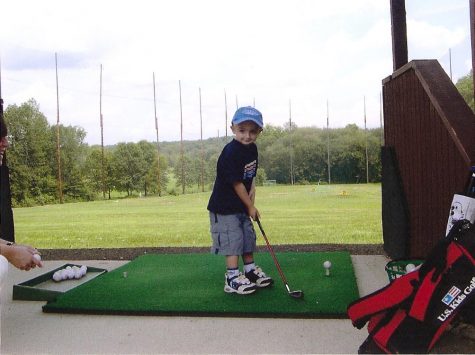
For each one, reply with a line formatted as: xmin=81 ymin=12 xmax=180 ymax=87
xmin=207 ymin=139 xmax=258 ymax=214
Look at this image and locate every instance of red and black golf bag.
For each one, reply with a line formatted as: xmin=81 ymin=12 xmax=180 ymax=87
xmin=347 ymin=219 xmax=475 ymax=353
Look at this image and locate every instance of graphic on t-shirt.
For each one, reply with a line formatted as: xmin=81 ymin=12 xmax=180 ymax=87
xmin=243 ymin=160 xmax=257 ymax=180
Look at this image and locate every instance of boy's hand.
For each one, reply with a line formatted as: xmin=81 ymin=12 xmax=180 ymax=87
xmin=247 ymin=206 xmax=260 ymax=221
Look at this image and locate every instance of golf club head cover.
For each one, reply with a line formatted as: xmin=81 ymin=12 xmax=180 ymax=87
xmin=348 ymin=220 xmax=475 ymax=353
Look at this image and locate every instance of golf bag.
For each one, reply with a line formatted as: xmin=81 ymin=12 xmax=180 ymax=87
xmin=347 ymin=219 xmax=475 ymax=354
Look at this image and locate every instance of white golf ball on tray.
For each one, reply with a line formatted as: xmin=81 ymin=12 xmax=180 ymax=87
xmin=74 ymin=268 xmax=82 ymax=279
xmin=52 ymin=271 xmax=62 ymax=282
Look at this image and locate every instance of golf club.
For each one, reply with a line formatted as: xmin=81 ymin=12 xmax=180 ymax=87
xmin=255 ymin=218 xmax=304 ymax=299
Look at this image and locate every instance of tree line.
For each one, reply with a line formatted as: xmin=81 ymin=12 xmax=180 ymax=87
xmin=5 ymin=71 xmax=472 ymax=207
xmin=7 ymin=67 xmax=473 ymax=208
xmin=4 ymin=98 xmax=386 ymax=207
xmin=4 ymin=67 xmax=474 ymax=207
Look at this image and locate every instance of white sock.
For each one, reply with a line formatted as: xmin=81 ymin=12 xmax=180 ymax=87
xmin=244 ymin=262 xmax=256 ymax=274
xmin=226 ymin=268 xmax=239 ymax=279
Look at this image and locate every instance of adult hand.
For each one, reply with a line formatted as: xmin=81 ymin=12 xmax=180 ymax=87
xmin=2 ymin=245 xmax=43 ymax=270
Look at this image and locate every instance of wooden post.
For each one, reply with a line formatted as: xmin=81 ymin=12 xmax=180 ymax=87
xmin=390 ymin=0 xmax=408 ymax=71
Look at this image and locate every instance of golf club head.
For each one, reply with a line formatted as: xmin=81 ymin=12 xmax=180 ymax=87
xmin=289 ymin=290 xmax=304 ymax=299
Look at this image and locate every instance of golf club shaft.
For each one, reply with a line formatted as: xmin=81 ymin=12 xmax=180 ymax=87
xmin=255 ymin=218 xmax=289 ymax=286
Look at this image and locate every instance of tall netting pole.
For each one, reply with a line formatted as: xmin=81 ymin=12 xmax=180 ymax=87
xmin=326 ymin=99 xmax=331 ymax=185
xmin=54 ymin=53 xmax=63 ymax=203
xmin=153 ymin=73 xmax=161 ymax=196
xmin=224 ymin=89 xmax=228 ymax=142
xmin=199 ymin=87 xmax=204 ymax=192
xmin=364 ymin=96 xmax=369 ymax=183
xmin=289 ymin=99 xmax=294 ymax=185
xmin=100 ymin=64 xmax=105 ymax=199
xmin=179 ymin=80 xmax=185 ymax=195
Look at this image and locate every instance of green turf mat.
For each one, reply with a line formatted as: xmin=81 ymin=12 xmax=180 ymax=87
xmin=43 ymin=252 xmax=359 ymax=318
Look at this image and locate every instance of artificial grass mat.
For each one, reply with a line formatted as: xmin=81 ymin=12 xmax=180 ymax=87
xmin=43 ymin=251 xmax=359 ymax=318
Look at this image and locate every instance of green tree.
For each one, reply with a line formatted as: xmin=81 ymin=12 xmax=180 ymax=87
xmin=261 ymin=139 xmax=292 ymax=183
xmin=255 ymin=167 xmax=268 ymax=185
xmin=331 ymin=124 xmax=367 ymax=183
xmin=456 ymin=70 xmax=474 ymax=111
xmin=84 ymin=147 xmax=114 ymax=198
xmin=110 ymin=143 xmax=147 ymax=196
xmin=291 ymin=128 xmax=328 ymax=183
xmin=4 ymin=99 xmax=56 ymax=206
xmin=53 ymin=125 xmax=92 ymax=201
xmin=136 ymin=140 xmax=169 ymax=196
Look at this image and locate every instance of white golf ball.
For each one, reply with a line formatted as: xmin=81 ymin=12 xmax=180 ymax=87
xmin=80 ymin=265 xmax=87 ymax=276
xmin=405 ymin=263 xmax=416 ymax=273
xmin=60 ymin=270 xmax=68 ymax=280
xmin=33 ymin=253 xmax=42 ymax=262
xmin=74 ymin=269 xmax=82 ymax=279
xmin=52 ymin=271 xmax=62 ymax=282
xmin=323 ymin=260 xmax=332 ymax=269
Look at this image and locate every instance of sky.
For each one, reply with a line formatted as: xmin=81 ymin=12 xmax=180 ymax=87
xmin=0 ymin=0 xmax=471 ymax=145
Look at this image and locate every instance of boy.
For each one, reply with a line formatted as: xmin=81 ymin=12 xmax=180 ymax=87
xmin=207 ymin=106 xmax=273 ymax=295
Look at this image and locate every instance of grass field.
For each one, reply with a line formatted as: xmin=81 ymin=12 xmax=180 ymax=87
xmin=13 ymin=184 xmax=382 ymax=249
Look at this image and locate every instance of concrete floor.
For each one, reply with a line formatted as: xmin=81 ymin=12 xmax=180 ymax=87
xmin=0 ymin=255 xmax=440 ymax=354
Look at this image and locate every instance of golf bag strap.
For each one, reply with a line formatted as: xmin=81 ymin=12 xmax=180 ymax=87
xmin=367 ymin=311 xmax=386 ymax=333
xmin=370 ymin=306 xmax=454 ymax=354
xmin=347 ymin=270 xmax=419 ymax=329
xmin=409 ymin=242 xmax=465 ymax=321
xmin=457 ymin=242 xmax=475 ymax=264
xmin=371 ymin=308 xmax=407 ymax=352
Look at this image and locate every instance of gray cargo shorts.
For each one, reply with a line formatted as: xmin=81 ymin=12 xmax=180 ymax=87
xmin=209 ymin=212 xmax=257 ymax=255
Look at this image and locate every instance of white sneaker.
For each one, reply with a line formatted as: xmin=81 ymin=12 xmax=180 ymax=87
xmin=245 ymin=266 xmax=274 ymax=288
xmin=224 ymin=273 xmax=257 ymax=295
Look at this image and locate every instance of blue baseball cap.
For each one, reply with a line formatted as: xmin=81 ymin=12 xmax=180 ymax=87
xmin=232 ymin=106 xmax=263 ymax=128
